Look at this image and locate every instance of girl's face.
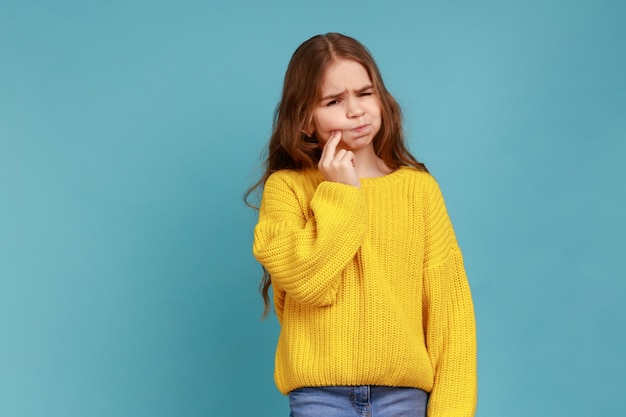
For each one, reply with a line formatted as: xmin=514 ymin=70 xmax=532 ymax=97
xmin=311 ymin=59 xmax=382 ymax=152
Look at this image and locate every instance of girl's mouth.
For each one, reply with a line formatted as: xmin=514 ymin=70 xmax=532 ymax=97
xmin=351 ymin=124 xmax=369 ymax=134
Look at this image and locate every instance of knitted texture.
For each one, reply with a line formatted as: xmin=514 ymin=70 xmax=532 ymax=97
xmin=253 ymin=167 xmax=477 ymax=417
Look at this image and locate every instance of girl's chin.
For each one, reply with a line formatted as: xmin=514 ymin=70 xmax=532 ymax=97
xmin=344 ymin=134 xmax=374 ymax=147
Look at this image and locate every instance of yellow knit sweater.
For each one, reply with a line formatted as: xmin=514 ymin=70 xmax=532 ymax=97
xmin=253 ymin=166 xmax=477 ymax=417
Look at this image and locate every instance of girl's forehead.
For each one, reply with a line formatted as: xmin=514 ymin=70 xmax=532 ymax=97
xmin=320 ymin=59 xmax=372 ymax=90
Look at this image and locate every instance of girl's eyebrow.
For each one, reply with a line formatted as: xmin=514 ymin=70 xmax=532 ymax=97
xmin=321 ymin=84 xmax=373 ymax=100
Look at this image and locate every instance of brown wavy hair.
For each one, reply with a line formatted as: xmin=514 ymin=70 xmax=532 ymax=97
xmin=246 ymin=33 xmax=428 ymax=317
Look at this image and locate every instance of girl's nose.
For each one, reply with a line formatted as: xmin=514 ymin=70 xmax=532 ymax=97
xmin=346 ymin=98 xmax=365 ymax=118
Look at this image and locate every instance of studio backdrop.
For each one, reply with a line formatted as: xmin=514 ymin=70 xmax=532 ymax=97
xmin=1 ymin=1 xmax=624 ymax=416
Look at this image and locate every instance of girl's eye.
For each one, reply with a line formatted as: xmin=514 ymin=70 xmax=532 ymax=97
xmin=360 ymin=91 xmax=373 ymax=97
xmin=326 ymin=100 xmax=340 ymax=106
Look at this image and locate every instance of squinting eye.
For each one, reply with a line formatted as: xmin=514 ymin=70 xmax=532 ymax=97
xmin=326 ymin=100 xmax=339 ymax=106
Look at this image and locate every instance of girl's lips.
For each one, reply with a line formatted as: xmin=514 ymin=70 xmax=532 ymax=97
xmin=351 ymin=124 xmax=369 ymax=133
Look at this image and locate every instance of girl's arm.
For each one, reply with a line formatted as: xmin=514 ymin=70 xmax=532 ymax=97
xmin=422 ymin=178 xmax=477 ymax=417
xmin=253 ymin=171 xmax=367 ymax=307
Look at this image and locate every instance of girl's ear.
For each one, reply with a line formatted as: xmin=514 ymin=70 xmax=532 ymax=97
xmin=303 ymin=114 xmax=319 ymax=140
xmin=301 ymin=125 xmax=318 ymax=144
xmin=302 ymin=122 xmax=315 ymax=138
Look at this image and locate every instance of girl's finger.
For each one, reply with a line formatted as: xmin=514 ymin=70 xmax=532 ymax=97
xmin=335 ymin=149 xmax=347 ymax=160
xmin=340 ymin=150 xmax=355 ymax=165
xmin=322 ymin=131 xmax=341 ymax=161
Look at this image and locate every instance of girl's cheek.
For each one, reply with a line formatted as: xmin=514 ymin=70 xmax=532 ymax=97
xmin=316 ymin=132 xmax=330 ymax=144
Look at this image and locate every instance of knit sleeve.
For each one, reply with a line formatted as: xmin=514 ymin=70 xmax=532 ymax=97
xmin=422 ymin=177 xmax=477 ymax=417
xmin=252 ymin=172 xmax=368 ymax=307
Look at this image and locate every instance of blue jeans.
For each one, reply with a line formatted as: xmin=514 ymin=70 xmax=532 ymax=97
xmin=288 ymin=385 xmax=429 ymax=417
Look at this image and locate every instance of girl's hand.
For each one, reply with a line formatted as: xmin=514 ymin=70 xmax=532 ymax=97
xmin=318 ymin=131 xmax=360 ymax=188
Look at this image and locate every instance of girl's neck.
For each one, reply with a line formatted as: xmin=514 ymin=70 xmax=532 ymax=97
xmin=352 ymin=147 xmax=393 ymax=178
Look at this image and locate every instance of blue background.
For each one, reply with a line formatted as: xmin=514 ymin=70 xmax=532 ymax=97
xmin=1 ymin=0 xmax=624 ymax=416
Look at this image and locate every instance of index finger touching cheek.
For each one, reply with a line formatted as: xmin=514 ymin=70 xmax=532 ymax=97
xmin=327 ymin=130 xmax=342 ymax=149
xmin=321 ymin=131 xmax=340 ymax=159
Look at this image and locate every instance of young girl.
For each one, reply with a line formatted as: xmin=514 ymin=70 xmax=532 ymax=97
xmin=249 ymin=33 xmax=476 ymax=417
